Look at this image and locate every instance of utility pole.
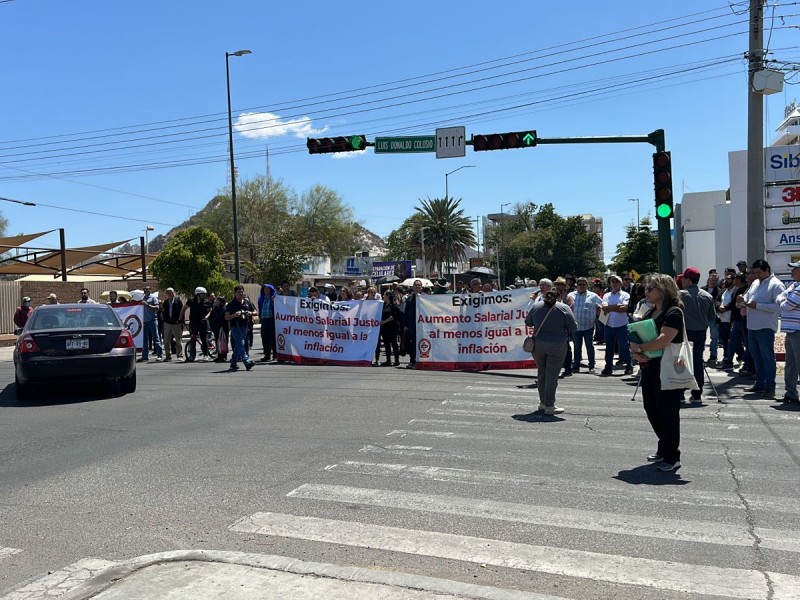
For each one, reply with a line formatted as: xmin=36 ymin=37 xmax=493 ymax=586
xmin=747 ymin=0 xmax=765 ymax=263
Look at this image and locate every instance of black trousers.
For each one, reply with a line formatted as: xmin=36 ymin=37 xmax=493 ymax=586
xmin=641 ymin=362 xmax=682 ymax=464
xmin=380 ymin=325 xmax=400 ymax=363
xmin=260 ymin=317 xmax=276 ymax=359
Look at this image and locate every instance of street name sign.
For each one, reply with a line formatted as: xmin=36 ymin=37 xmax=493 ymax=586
xmin=436 ymin=126 xmax=466 ymax=158
xmin=375 ymin=136 xmax=436 ymax=154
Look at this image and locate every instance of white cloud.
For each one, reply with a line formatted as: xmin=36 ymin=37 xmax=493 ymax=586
xmin=234 ymin=111 xmax=326 ymax=139
xmin=331 ymin=148 xmax=370 ymax=159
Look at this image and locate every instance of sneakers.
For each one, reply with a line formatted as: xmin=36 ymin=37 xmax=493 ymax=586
xmin=588 ymin=367 xmax=596 ymax=374
xmin=245 ymin=361 xmax=255 ymax=371
xmin=155 ymin=356 xmax=164 ymax=362
xmin=600 ymin=368 xmax=613 ymax=376
xmin=646 ymin=452 xmax=663 ymax=462
xmin=657 ymin=461 xmax=681 ymax=472
xmin=624 ymin=366 xmax=634 ymax=376
xmin=544 ymin=406 xmax=565 ymax=415
xmin=201 ymin=355 xmax=211 ymax=362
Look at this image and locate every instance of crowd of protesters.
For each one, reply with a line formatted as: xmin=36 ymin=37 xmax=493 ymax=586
xmin=13 ymin=260 xmax=798 ymax=401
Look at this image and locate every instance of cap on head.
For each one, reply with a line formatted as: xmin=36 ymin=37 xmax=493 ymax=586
xmin=48 ymin=293 xmax=57 ymax=299
xmin=683 ymin=267 xmax=701 ymax=281
xmin=737 ymin=260 xmax=748 ymax=267
xmin=789 ymin=261 xmax=800 ymax=269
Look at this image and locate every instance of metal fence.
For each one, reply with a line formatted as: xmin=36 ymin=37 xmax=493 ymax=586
xmin=0 ymin=280 xmax=22 ymax=333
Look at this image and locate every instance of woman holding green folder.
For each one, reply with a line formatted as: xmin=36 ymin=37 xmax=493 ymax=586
xmin=629 ymin=274 xmax=686 ymax=473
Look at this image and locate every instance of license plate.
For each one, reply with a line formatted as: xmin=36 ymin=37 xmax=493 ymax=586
xmin=66 ymin=339 xmax=89 ymax=350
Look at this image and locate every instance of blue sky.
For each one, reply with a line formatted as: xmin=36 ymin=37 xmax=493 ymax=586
xmin=0 ymin=0 xmax=798 ymax=264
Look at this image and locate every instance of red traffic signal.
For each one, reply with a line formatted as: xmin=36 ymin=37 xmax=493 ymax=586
xmin=307 ymin=135 xmax=367 ymax=154
xmin=472 ymin=131 xmax=537 ymax=151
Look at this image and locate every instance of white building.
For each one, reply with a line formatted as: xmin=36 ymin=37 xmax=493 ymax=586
xmin=678 ymin=102 xmax=800 ymax=280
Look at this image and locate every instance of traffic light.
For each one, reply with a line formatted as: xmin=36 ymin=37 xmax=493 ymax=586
xmin=307 ymin=135 xmax=367 ymax=154
xmin=472 ymin=131 xmax=537 ymax=151
xmin=652 ymin=151 xmax=673 ymax=220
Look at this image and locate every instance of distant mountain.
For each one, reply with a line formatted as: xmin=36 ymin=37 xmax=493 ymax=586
xmin=355 ymin=223 xmax=388 ymax=257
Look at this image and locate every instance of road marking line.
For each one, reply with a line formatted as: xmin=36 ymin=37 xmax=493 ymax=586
xmin=286 ymin=482 xmax=800 ymax=554
xmin=230 ymin=511 xmax=796 ymax=599
xmin=0 ymin=547 xmax=22 ymax=560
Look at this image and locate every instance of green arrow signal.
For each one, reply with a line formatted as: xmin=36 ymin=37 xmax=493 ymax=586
xmin=350 ymin=136 xmax=364 ymax=150
xmin=522 ymin=133 xmax=535 ymax=146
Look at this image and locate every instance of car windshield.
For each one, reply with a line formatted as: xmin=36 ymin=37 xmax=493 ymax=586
xmin=29 ymin=305 xmax=120 ymax=330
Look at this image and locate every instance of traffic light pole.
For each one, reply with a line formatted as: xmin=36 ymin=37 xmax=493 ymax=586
xmin=533 ymin=129 xmax=672 ymax=274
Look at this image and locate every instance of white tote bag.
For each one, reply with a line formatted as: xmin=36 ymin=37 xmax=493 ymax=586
xmin=659 ymin=312 xmax=699 ymax=391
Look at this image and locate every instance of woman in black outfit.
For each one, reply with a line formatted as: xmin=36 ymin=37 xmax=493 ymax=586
xmin=629 ymin=273 xmax=686 ymax=472
xmin=379 ymin=289 xmax=401 ymax=366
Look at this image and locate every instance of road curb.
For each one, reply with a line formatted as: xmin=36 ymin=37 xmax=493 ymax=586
xmin=57 ymin=549 xmax=557 ymax=600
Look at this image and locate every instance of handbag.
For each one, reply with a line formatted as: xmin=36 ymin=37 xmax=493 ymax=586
xmin=218 ymin=329 xmax=228 ymax=355
xmin=659 ymin=311 xmax=699 ymax=391
xmin=523 ymin=306 xmax=555 ymax=354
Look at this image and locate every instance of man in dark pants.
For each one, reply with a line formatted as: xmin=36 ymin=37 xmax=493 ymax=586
xmin=680 ymin=267 xmax=716 ymax=403
xmin=258 ymin=284 xmax=278 ymax=361
xmin=403 ymin=280 xmax=423 ymax=369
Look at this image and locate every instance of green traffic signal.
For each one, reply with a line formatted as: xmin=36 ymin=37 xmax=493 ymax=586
xmin=656 ymin=203 xmax=673 ymax=219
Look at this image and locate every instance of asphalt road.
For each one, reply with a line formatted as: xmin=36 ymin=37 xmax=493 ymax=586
xmin=1 ymin=344 xmax=799 ymax=600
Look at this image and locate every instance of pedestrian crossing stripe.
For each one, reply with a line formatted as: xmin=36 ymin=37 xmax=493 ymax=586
xmin=0 ymin=547 xmax=21 ymax=560
xmin=230 ymin=511 xmax=799 ymax=599
xmin=286 ymin=482 xmax=800 ymax=553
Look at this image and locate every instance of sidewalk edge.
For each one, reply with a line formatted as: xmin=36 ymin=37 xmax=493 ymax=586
xmin=59 ymin=549 xmax=558 ymax=600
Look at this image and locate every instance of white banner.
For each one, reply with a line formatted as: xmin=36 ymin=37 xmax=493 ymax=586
xmin=767 ymin=228 xmax=800 ymax=251
xmin=275 ymin=296 xmax=382 ymax=366
xmin=113 ymin=304 xmax=145 ymax=350
xmin=765 ymin=145 xmax=800 ymax=182
xmin=415 ymin=288 xmax=536 ymax=371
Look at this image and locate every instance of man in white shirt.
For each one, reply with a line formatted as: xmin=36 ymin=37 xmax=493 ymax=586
xmin=600 ymin=275 xmax=633 ymax=376
xmin=739 ymin=259 xmax=785 ymax=396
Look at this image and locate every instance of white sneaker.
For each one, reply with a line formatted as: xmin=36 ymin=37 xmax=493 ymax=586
xmin=544 ymin=406 xmax=565 ymax=415
xmin=588 ymin=368 xmax=596 ymax=374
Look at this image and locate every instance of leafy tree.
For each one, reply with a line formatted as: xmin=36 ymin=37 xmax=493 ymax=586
xmin=243 ymin=218 xmax=314 ymax=286
xmin=292 ymin=184 xmax=359 ymax=264
xmin=496 ymin=203 xmax=604 ymax=283
xmin=149 ymin=227 xmax=234 ymax=298
xmin=413 ymin=197 xmax=476 ymax=275
xmin=608 ymin=217 xmax=659 ymax=275
xmin=0 ymin=211 xmax=8 ymax=237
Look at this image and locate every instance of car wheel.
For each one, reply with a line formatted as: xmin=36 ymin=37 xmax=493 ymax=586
xmin=15 ymin=375 xmax=32 ymax=400
xmin=120 ymin=371 xmax=136 ymax=394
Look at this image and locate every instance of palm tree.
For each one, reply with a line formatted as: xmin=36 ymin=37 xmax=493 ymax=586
xmin=414 ymin=197 xmax=476 ymax=275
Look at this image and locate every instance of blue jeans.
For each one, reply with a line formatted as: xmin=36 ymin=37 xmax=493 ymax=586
xmin=725 ymin=321 xmax=748 ymax=367
xmin=747 ymin=328 xmax=776 ymax=390
xmin=572 ymin=328 xmax=595 ymax=369
xmin=141 ymin=319 xmax=162 ymax=360
xmin=230 ymin=325 xmax=251 ymax=367
xmin=604 ymin=324 xmax=631 ymax=369
xmin=708 ymin=319 xmax=719 ymax=360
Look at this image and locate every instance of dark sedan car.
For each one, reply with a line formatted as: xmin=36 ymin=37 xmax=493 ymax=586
xmin=14 ymin=303 xmax=136 ymax=400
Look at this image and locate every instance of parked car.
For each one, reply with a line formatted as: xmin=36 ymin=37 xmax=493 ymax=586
xmin=14 ymin=303 xmax=136 ymax=400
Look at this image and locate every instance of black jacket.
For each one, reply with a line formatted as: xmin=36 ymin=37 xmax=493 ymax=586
xmin=161 ymin=297 xmax=184 ymax=324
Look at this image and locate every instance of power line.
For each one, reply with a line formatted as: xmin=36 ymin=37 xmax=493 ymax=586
xmin=0 ymin=3 xmax=762 ymax=152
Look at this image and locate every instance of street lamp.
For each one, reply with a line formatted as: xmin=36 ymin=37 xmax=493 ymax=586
xmin=499 ymin=203 xmax=511 ymax=287
xmin=444 ymin=165 xmax=476 ymax=276
xmin=629 ymin=198 xmax=640 ymax=228
xmin=226 ymin=49 xmax=252 ymax=283
xmin=143 ymin=225 xmax=154 ymax=252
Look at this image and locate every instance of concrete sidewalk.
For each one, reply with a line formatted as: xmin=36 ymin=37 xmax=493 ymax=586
xmin=3 ymin=550 xmax=554 ymax=600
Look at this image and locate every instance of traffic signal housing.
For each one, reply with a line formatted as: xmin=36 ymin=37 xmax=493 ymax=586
xmin=472 ymin=131 xmax=537 ymax=151
xmin=307 ymin=135 xmax=367 ymax=154
xmin=652 ymin=151 xmax=673 ymax=220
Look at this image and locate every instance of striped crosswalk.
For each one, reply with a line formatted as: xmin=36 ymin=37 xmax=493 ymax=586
xmin=231 ymin=372 xmax=800 ymax=599
xmin=0 ymin=547 xmax=22 ymax=561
